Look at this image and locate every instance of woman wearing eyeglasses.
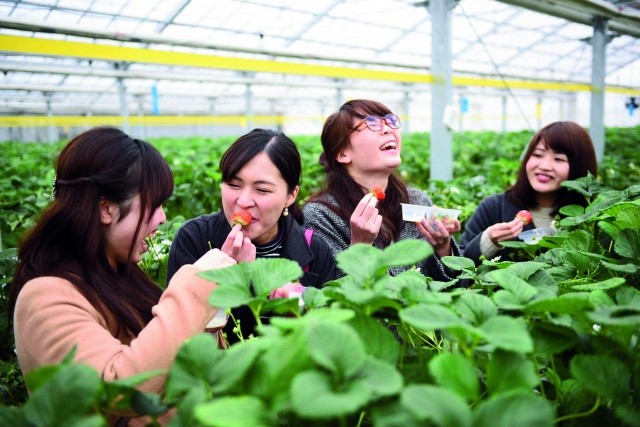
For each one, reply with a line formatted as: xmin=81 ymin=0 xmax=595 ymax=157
xmin=302 ymin=99 xmax=463 ymax=281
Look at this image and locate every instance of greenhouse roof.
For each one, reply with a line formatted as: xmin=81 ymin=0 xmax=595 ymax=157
xmin=1 ymin=0 xmax=639 ymax=117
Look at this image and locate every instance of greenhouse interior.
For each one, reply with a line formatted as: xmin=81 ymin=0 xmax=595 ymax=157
xmin=1 ymin=0 xmax=639 ymax=142
xmin=2 ymin=1 xmax=640 ymax=425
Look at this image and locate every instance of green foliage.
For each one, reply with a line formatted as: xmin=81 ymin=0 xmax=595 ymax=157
xmin=2 ymin=179 xmax=639 ymax=425
xmin=1 ymin=128 xmax=639 ymax=423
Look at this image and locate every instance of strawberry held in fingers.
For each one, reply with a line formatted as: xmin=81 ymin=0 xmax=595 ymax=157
xmin=370 ymin=185 xmax=385 ymax=201
xmin=231 ymin=210 xmax=253 ymax=226
xmin=516 ymin=210 xmax=532 ymax=225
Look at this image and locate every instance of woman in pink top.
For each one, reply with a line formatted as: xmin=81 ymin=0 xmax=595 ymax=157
xmin=9 ymin=126 xmax=235 ymax=425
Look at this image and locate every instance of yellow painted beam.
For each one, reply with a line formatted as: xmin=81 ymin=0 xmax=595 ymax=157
xmin=1 ymin=35 xmax=638 ymax=94
xmin=0 ymin=35 xmax=433 ymax=84
xmin=0 ymin=114 xmax=294 ymax=128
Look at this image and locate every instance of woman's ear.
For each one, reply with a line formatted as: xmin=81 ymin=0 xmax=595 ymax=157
xmin=99 ymin=197 xmax=117 ymax=225
xmin=287 ymin=185 xmax=300 ymax=206
xmin=336 ymin=149 xmax=351 ymax=165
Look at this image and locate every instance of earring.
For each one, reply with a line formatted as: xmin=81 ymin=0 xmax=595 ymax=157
xmin=283 ymin=206 xmax=289 ymax=217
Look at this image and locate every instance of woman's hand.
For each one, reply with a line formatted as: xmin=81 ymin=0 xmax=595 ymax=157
xmin=269 ymin=282 xmax=306 ymax=300
xmin=221 ymin=223 xmax=256 ymax=263
xmin=350 ymin=193 xmax=383 ymax=245
xmin=485 ymin=218 xmax=525 ymax=245
xmin=193 ymin=248 xmax=237 ymax=270
xmin=416 ymin=216 xmax=461 ymax=258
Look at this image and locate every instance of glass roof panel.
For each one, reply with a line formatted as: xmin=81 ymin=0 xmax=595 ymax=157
xmin=0 ymin=0 xmax=638 ymax=129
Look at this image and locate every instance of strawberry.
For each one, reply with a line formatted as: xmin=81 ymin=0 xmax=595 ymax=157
xmin=370 ymin=185 xmax=385 ymax=201
xmin=516 ymin=210 xmax=532 ymax=225
xmin=231 ymin=210 xmax=253 ymax=226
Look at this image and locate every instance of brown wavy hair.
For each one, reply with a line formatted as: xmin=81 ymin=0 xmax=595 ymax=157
xmin=308 ymin=99 xmax=408 ymax=245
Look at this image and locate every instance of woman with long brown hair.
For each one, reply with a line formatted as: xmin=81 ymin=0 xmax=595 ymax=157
xmin=303 ymin=99 xmax=462 ymax=281
xmin=9 ymin=126 xmax=235 ymax=425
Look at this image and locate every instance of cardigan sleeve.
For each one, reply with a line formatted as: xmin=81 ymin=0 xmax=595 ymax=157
xmin=302 ymin=201 xmax=351 ymax=257
xmin=167 ymin=216 xmax=213 ymax=283
xmin=13 ymin=264 xmax=225 ymax=394
xmin=459 ymin=194 xmax=507 ymax=265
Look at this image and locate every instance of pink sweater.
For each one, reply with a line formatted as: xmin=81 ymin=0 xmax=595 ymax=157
xmin=13 ymin=264 xmax=223 ymax=425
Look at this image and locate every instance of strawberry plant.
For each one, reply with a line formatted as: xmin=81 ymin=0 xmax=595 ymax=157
xmin=1 ymin=128 xmax=639 ymax=421
xmin=2 ymin=179 xmax=638 ymax=425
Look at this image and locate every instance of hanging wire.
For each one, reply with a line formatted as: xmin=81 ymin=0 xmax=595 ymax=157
xmin=458 ymin=3 xmax=534 ymax=132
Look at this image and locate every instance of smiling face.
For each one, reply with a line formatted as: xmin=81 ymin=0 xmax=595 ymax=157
xmin=221 ymin=151 xmax=298 ymax=245
xmin=525 ymin=140 xmax=570 ymax=207
xmin=335 ymin=115 xmax=402 ymax=185
xmin=102 ymin=194 xmax=166 ymax=268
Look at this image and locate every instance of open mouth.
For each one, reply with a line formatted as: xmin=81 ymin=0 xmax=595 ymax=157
xmin=380 ymin=141 xmax=397 ymax=151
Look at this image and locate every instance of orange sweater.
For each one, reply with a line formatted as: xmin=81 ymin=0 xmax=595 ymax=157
xmin=13 ymin=264 xmax=225 ymax=425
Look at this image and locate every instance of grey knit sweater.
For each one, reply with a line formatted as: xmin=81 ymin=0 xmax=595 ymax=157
xmin=302 ymin=187 xmax=462 ymax=282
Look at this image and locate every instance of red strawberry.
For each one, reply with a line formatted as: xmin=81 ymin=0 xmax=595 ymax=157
xmin=370 ymin=185 xmax=385 ymax=201
xmin=231 ymin=210 xmax=253 ymax=226
xmin=516 ymin=210 xmax=532 ymax=225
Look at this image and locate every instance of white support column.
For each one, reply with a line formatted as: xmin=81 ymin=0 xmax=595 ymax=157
xmin=135 ymin=94 xmax=145 ymax=139
xmin=245 ymin=83 xmax=254 ymax=131
xmin=536 ymin=92 xmax=544 ymax=129
xmin=501 ymin=95 xmax=508 ymax=133
xmin=590 ymin=17 xmax=608 ymax=162
xmin=403 ymin=90 xmax=411 ymax=134
xmin=427 ymin=0 xmax=458 ymax=183
xmin=43 ymin=91 xmax=57 ymax=143
xmin=115 ymin=62 xmax=130 ymax=134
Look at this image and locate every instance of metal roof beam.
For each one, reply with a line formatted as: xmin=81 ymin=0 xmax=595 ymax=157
xmin=497 ymin=0 xmax=640 ymax=37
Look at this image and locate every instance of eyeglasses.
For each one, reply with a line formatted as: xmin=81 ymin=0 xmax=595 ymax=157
xmin=349 ymin=114 xmax=401 ymax=134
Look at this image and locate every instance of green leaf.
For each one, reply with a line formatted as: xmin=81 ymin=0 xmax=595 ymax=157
xmin=24 ymin=364 xmax=101 ymax=426
xmin=336 ymin=244 xmax=382 ymax=282
xmin=306 ymin=322 xmax=365 ymax=377
xmin=199 ymin=262 xmax=250 ymax=288
xmin=401 ymin=384 xmax=472 ymax=427
xmin=479 ymin=316 xmax=533 ymax=353
xmin=473 ymin=391 xmax=554 ymax=427
xmin=250 ymin=258 xmax=303 ymax=296
xmin=452 ymin=293 xmax=498 ymax=325
xmin=347 ymin=313 xmax=400 ymax=365
xmin=492 ymin=290 xmax=524 ymax=310
xmin=0 ymin=407 xmax=28 ymax=426
xmin=165 ymin=334 xmax=224 ymax=402
xmin=616 ymin=286 xmax=640 ymax=309
xmin=529 ymin=322 xmax=579 ymax=354
xmin=357 ymin=357 xmax=404 ymax=399
xmin=571 ymin=277 xmax=625 ymax=291
xmin=290 ymin=370 xmax=371 ymax=418
xmin=525 ymin=295 xmax=592 ymax=316
xmin=486 ymin=270 xmax=537 ymax=303
xmin=399 ymin=303 xmax=468 ymax=330
xmin=211 ymin=339 xmax=262 ymax=394
xmin=380 ymin=239 xmax=432 ymax=269
xmin=614 ymin=229 xmax=640 ymax=259
xmin=561 ymin=173 xmax=600 ymax=198
xmin=194 ymin=396 xmax=270 ymax=427
xmin=587 ymin=305 xmax=640 ymax=326
xmin=559 ymin=204 xmax=585 ymax=216
xmin=442 ymin=255 xmax=476 ymax=271
xmin=248 ymin=328 xmax=313 ymax=402
xmin=604 ymin=202 xmax=640 ymax=231
xmin=570 ymin=354 xmax=629 ymax=401
xmin=429 ymin=353 xmax=479 ymax=401
xmin=600 ymin=260 xmax=638 ymax=274
xmin=486 ymin=351 xmax=538 ymax=395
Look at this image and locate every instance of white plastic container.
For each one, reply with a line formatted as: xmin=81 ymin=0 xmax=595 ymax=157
xmin=518 ymin=228 xmax=555 ymax=244
xmin=401 ymin=204 xmax=461 ymax=222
